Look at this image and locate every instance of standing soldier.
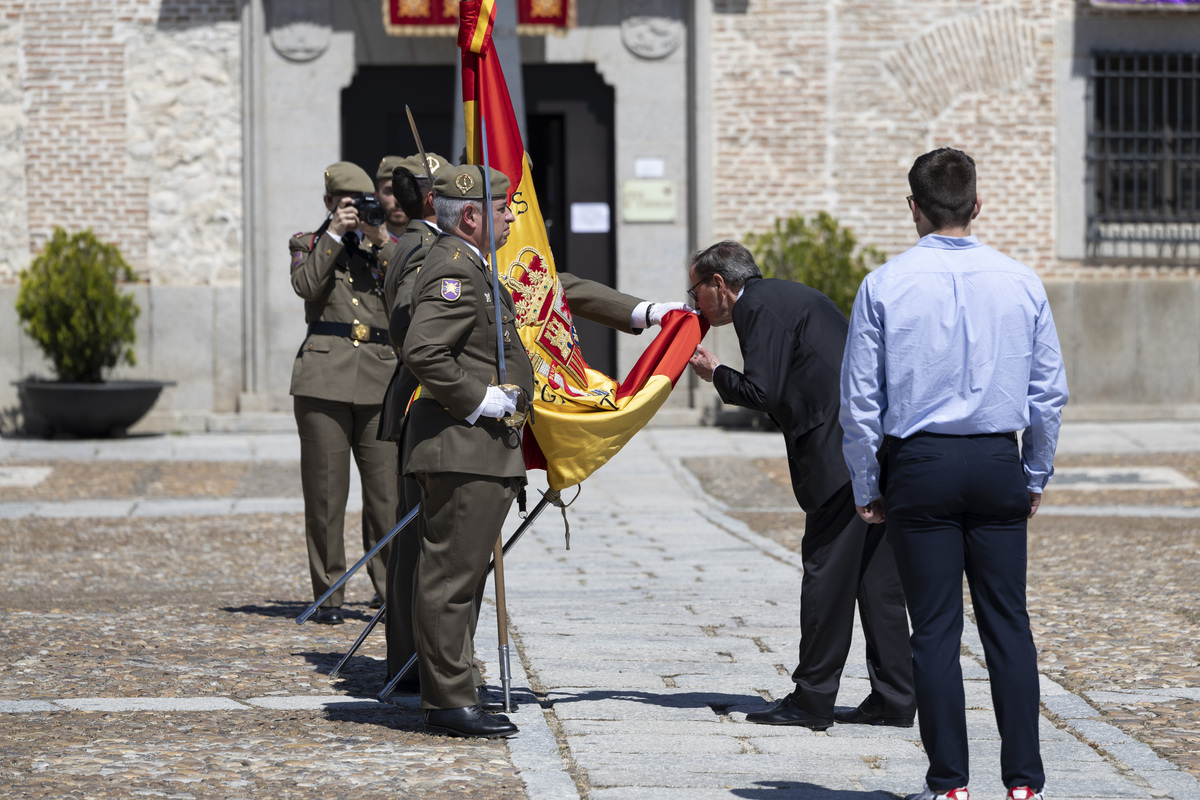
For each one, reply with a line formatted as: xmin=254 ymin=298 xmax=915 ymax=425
xmin=375 ymin=155 xmax=410 ymax=243
xmin=290 ymin=162 xmax=398 ymax=624
xmin=402 ymin=163 xmax=529 ymax=738
xmin=377 ymin=152 xmax=445 ymax=689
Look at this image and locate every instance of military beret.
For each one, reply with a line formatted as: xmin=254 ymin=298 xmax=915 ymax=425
xmin=434 ymin=164 xmax=510 ymax=201
xmin=393 ymin=152 xmax=448 ymax=184
xmin=375 ymin=155 xmax=406 ymax=184
xmin=324 ymin=162 xmax=374 ymax=196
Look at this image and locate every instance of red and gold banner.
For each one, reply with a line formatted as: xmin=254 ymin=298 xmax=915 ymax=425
xmin=457 ymin=0 xmax=706 ymax=490
xmin=383 ymin=0 xmax=574 ymax=37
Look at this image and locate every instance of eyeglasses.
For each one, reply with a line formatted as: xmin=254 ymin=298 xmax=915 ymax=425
xmin=906 ymin=194 xmax=916 ymax=209
xmin=687 ymin=275 xmax=711 ymax=302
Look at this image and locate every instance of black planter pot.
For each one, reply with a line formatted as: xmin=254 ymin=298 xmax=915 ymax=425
xmin=15 ymin=380 xmax=174 ymax=438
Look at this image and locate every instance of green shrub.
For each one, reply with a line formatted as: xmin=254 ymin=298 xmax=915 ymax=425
xmin=16 ymin=228 xmax=140 ymax=383
xmin=746 ymin=211 xmax=886 ymax=317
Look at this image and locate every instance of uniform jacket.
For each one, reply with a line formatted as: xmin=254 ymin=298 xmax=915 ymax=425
xmin=401 ymin=233 xmax=535 ymax=478
xmin=377 ymin=219 xmax=440 ymax=441
xmin=713 ymin=277 xmax=850 ymax=511
xmin=289 ymin=230 xmax=396 ymax=404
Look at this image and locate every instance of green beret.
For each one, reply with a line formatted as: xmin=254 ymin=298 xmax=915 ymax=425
xmin=375 ymin=155 xmax=406 ymax=184
xmin=434 ymin=164 xmax=510 ymax=201
xmin=324 ymin=162 xmax=374 ymax=196
xmin=394 ymin=152 xmax=448 ymax=184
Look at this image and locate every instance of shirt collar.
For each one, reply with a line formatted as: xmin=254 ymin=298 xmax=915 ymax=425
xmin=917 ymin=234 xmax=982 ymax=250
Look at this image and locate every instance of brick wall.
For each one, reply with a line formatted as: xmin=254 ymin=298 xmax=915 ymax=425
xmin=0 ymin=0 xmax=240 ymax=286
xmin=708 ymin=0 xmax=1179 ymax=278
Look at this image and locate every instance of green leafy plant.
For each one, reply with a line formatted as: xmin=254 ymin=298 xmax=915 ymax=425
xmin=746 ymin=211 xmax=886 ymax=317
xmin=16 ymin=228 xmax=140 ymax=383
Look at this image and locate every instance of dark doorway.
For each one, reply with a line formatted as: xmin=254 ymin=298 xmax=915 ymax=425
xmin=341 ymin=66 xmax=457 ymax=175
xmin=341 ymin=62 xmax=618 ymax=376
xmin=524 ymin=63 xmax=617 ymax=377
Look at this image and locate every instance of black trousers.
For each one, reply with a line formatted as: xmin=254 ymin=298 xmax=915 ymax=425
xmin=791 ymin=481 xmax=914 ymax=719
xmin=885 ymin=432 xmax=1044 ymax=793
xmin=385 ymin=473 xmax=422 ymax=681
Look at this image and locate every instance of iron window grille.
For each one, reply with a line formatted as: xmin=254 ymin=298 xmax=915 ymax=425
xmin=1087 ymin=52 xmax=1200 ymax=261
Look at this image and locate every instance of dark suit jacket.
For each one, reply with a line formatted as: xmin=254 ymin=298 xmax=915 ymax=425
xmin=713 ymin=277 xmax=850 ymax=512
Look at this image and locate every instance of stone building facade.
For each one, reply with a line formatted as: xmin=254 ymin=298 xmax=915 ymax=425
xmin=1 ymin=0 xmax=1198 ymax=431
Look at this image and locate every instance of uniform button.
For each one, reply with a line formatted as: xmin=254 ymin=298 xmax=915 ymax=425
xmin=352 ymin=298 xmax=359 ymax=306
xmin=382 ymin=260 xmax=388 ymax=267
xmin=326 ymin=249 xmax=332 ymax=255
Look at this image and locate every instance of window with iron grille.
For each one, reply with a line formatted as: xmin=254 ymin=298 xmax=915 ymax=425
xmin=1087 ymin=52 xmax=1200 ymax=261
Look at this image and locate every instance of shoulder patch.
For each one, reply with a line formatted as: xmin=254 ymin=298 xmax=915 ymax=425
xmin=291 ymin=250 xmax=305 ymax=269
xmin=440 ymin=278 xmax=462 ymax=301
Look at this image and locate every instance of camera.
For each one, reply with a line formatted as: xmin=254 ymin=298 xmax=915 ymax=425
xmin=352 ymin=194 xmax=386 ymax=227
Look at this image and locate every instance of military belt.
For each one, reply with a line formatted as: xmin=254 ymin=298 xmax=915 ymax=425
xmin=307 ymin=321 xmax=389 ymax=345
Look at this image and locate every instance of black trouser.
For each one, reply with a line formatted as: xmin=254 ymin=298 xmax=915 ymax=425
xmin=790 ymin=481 xmax=915 ymax=719
xmin=385 ymin=474 xmax=422 ymax=681
xmin=885 ymin=432 xmax=1044 ymax=793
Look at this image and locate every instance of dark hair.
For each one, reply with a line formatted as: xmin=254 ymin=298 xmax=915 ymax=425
xmin=690 ymin=240 xmax=762 ymax=288
xmin=908 ymin=148 xmax=977 ymax=230
xmin=392 ymin=167 xmax=431 ymax=220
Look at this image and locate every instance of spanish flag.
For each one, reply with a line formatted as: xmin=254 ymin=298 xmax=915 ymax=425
xmin=459 ymin=0 xmax=706 ymax=491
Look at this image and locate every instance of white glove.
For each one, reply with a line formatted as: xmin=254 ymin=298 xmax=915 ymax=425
xmin=647 ymin=301 xmax=694 ymax=327
xmin=477 ymin=385 xmax=518 ymax=419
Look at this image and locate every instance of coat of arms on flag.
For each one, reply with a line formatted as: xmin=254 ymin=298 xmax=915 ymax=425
xmin=457 ymin=0 xmax=705 ymax=490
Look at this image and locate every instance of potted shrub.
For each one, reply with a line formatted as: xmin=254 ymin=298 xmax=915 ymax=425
xmin=14 ymin=228 xmax=172 ymax=438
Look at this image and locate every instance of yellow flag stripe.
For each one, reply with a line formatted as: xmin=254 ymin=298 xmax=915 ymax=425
xmin=470 ymin=0 xmax=494 ymax=54
xmin=531 ymin=374 xmax=674 ymax=491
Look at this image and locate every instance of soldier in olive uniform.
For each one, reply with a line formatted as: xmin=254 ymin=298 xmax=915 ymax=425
xmin=290 ymin=161 xmax=398 ymax=625
xmin=376 ymin=152 xmax=446 ymax=686
xmin=402 ymin=164 xmax=531 ymax=738
xmin=375 ymin=155 xmax=409 ymax=242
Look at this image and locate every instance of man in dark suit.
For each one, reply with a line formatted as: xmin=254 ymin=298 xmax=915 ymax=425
xmin=687 ymin=240 xmax=914 ymax=730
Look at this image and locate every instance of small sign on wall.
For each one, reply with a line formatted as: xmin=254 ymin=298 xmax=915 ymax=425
xmin=622 ymin=179 xmax=676 ymax=223
xmin=570 ymin=202 xmax=611 ymax=234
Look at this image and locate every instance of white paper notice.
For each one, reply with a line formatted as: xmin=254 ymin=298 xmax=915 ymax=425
xmin=634 ymin=157 xmax=665 ymax=179
xmin=570 ymin=202 xmax=611 ymax=234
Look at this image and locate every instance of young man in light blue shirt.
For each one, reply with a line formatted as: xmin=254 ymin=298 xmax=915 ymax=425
xmin=840 ymin=148 xmax=1069 ymax=800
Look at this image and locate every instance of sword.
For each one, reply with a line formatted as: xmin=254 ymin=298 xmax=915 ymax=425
xmin=404 ymin=105 xmax=436 ymax=191
xmin=479 ymin=111 xmax=528 ymax=428
xmin=376 ymin=494 xmax=554 ymax=704
xmin=297 ymin=503 xmax=421 ymax=625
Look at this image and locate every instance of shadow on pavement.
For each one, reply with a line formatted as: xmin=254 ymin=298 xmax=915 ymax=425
xmin=546 ymin=687 xmax=763 ymax=714
xmin=733 ymin=784 xmax=899 ymax=799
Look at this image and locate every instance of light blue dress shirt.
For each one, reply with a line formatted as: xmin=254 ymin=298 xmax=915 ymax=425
xmin=839 ymin=234 xmax=1069 ymax=506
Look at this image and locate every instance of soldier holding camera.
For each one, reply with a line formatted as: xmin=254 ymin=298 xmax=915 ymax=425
xmin=289 ymin=161 xmax=398 ymax=624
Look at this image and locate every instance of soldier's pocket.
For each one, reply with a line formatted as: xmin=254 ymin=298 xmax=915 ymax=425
xmin=301 ymin=338 xmax=332 ymax=355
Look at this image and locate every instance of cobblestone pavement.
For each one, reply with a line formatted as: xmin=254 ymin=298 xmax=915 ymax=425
xmin=685 ymin=451 xmax=1200 ymax=785
xmin=0 ymin=509 xmax=526 ymax=800
xmin=3 ymin=433 xmax=1200 ymax=797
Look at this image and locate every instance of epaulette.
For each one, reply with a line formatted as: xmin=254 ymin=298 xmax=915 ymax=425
xmin=291 ymin=231 xmax=318 ymax=252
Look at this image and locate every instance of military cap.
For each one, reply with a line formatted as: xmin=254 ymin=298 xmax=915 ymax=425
xmin=434 ymin=164 xmax=510 ymax=201
xmin=393 ymin=152 xmax=448 ymax=184
xmin=324 ymin=162 xmax=374 ymax=196
xmin=375 ymin=155 xmax=406 ymax=184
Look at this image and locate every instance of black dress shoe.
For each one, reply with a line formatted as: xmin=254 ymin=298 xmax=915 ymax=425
xmin=424 ymin=705 xmax=518 ymax=739
xmin=477 ymin=684 xmax=518 ymax=713
xmin=315 ymin=607 xmax=344 ymax=625
xmin=369 ymin=594 xmax=383 ymax=609
xmin=834 ymin=697 xmax=914 ymax=727
xmin=745 ymin=693 xmax=833 ymax=730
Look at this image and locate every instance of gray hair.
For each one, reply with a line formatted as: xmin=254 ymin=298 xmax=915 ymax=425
xmin=690 ymin=240 xmax=761 ymax=288
xmin=434 ymin=195 xmax=482 ymax=233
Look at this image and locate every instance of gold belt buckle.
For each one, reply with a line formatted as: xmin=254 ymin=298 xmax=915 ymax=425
xmin=350 ymin=321 xmax=370 ymax=342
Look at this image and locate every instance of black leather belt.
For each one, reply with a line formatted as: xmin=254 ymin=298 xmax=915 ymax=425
xmin=307 ymin=321 xmax=389 ymax=344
